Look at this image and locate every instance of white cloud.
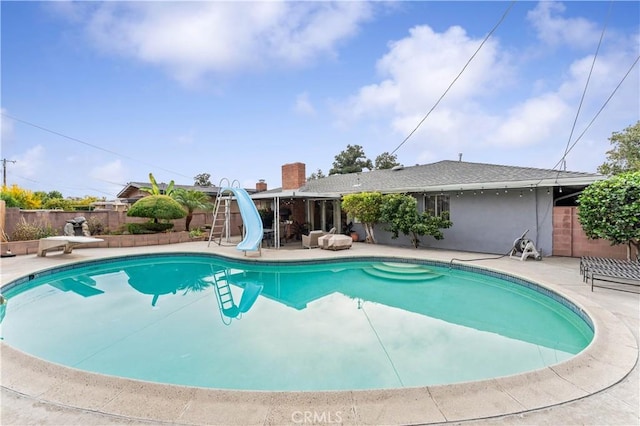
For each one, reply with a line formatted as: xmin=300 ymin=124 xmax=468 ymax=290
xmin=13 ymin=145 xmax=46 ymax=179
xmin=334 ymin=2 xmax=638 ymax=174
xmin=341 ymin=24 xmax=510 ymax=124
xmin=81 ymin=1 xmax=373 ymax=84
xmin=293 ymin=92 xmax=316 ymax=116
xmin=491 ymin=93 xmax=572 ymax=147
xmin=526 ymin=1 xmax=599 ymax=49
xmin=90 ymin=159 xmax=125 ymax=183
xmin=89 ymin=160 xmax=129 ymax=195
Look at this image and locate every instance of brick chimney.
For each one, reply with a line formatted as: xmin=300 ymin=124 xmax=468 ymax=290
xmin=282 ymin=162 xmax=306 ymax=190
xmin=256 ymin=179 xmax=267 ymax=192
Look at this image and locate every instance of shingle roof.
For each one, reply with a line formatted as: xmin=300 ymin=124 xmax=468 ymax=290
xmin=299 ymin=160 xmax=602 ymax=194
xmin=117 ymin=182 xmax=257 ymax=199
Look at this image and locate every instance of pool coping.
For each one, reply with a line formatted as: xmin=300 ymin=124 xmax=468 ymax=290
xmin=1 ymin=243 xmax=638 ymax=425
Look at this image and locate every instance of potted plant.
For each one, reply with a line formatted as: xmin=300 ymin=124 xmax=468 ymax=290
xmin=344 ymin=221 xmax=358 ymax=242
xmin=258 ymin=208 xmax=274 ymax=229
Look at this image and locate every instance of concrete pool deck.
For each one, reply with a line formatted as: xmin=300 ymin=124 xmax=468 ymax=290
xmin=1 ymin=240 xmax=638 ymax=425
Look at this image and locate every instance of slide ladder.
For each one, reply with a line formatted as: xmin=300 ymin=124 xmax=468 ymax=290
xmin=207 ymin=178 xmax=263 ymax=255
xmin=207 ymin=178 xmax=235 ymax=247
xmin=211 ymin=269 xmax=237 ymax=324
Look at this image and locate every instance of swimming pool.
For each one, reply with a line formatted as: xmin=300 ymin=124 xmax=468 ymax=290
xmin=0 ymin=253 xmax=593 ymax=392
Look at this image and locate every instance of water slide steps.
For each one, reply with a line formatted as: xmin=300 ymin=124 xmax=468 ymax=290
xmin=363 ymin=262 xmax=443 ymax=282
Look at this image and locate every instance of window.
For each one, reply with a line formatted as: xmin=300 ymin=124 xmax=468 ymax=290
xmin=424 ymin=194 xmax=450 ymax=216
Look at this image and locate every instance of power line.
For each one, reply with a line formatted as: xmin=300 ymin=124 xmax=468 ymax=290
xmin=0 ymin=112 xmax=193 ymax=180
xmin=536 ymin=53 xmax=640 ymax=185
xmin=554 ymin=54 xmax=640 ymax=170
xmin=558 ymin=0 xmax=613 ymax=172
xmin=11 ymin=173 xmax=125 ymax=197
xmin=390 ymin=0 xmax=516 ymax=156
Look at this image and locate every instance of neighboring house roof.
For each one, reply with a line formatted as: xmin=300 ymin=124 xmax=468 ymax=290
xmin=298 ymin=160 xmax=603 ymax=195
xmin=117 ymin=182 xmax=258 ymax=199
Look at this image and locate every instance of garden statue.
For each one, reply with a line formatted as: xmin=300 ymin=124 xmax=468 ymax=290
xmin=63 ymin=216 xmax=91 ymax=237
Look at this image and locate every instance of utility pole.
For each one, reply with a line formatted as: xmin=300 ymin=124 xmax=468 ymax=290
xmin=2 ymin=159 xmax=16 ymax=187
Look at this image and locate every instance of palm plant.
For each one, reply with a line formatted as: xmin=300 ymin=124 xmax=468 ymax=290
xmin=172 ymin=189 xmax=213 ymax=231
xmin=140 ymin=173 xmax=175 ymax=196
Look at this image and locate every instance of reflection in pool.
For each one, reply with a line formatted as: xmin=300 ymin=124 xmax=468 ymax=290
xmin=0 ymin=254 xmax=593 ymax=391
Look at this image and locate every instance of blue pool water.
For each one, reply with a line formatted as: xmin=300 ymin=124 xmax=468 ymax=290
xmin=0 ymin=254 xmax=593 ymax=391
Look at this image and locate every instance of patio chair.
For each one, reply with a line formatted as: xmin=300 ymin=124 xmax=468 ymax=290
xmin=302 ymin=230 xmax=325 ymax=249
xmin=580 ymin=256 xmax=640 ymax=292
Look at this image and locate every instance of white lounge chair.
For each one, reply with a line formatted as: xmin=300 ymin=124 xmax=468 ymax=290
xmin=37 ymin=236 xmax=104 ymax=257
xmin=302 ymin=230 xmax=325 ymax=249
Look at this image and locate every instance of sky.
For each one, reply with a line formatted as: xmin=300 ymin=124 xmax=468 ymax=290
xmin=1 ymin=1 xmax=639 ymax=199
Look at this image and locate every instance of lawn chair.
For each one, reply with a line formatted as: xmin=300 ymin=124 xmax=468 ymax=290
xmin=302 ymin=230 xmax=325 ymax=249
xmin=580 ymin=256 xmax=640 ymax=293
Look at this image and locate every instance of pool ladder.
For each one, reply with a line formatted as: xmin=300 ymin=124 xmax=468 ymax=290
xmin=211 ymin=269 xmax=237 ymax=325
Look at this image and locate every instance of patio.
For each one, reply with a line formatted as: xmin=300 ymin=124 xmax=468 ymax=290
xmin=1 ymin=240 xmax=638 ymax=425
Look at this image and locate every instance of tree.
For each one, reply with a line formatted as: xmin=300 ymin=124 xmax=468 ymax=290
xmin=43 ymin=198 xmax=74 ymax=211
xmin=380 ymin=193 xmax=452 ymax=248
xmin=194 ymin=173 xmax=212 ymax=186
xmin=341 ymin=192 xmax=384 ymax=243
xmin=374 ymin=152 xmax=400 ymax=170
xmin=47 ymin=190 xmax=64 ymax=200
xmin=597 ymin=121 xmax=640 ymax=176
xmin=307 ymin=169 xmax=326 ymax=181
xmin=172 ymin=189 xmax=213 ymax=231
xmin=577 ymin=172 xmax=640 ymax=259
xmin=329 ymin=144 xmax=373 ymax=175
xmin=127 ymin=195 xmax=186 ymax=224
xmin=0 ymin=184 xmax=41 ymax=209
xmin=140 ymin=173 xmax=175 ymax=196
xmin=0 ymin=192 xmax=19 ymax=208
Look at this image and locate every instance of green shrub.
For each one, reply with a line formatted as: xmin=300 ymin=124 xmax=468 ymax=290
xmin=143 ymin=223 xmax=174 ymax=233
xmin=189 ymin=228 xmax=204 ymax=238
xmin=87 ymin=216 xmax=106 ymax=235
xmin=10 ymin=217 xmax=58 ymax=241
xmin=126 ymin=222 xmax=174 ymax=234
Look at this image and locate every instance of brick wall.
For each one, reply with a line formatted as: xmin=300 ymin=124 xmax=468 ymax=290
xmin=552 ymin=206 xmax=632 ymax=259
xmin=282 ymin=162 xmax=306 ymax=190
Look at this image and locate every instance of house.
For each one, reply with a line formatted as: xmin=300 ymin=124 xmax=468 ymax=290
xmin=116 ymin=182 xmax=228 ymax=203
xmin=252 ymin=161 xmax=603 ymax=256
xmin=90 ymin=199 xmax=129 ymax=212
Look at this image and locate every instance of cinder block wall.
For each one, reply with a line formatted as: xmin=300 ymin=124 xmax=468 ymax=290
xmin=3 ymin=208 xmax=212 ymax=238
xmin=552 ymin=207 xmax=631 ymax=259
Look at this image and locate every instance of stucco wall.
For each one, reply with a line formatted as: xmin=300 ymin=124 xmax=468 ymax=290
xmin=371 ymin=189 xmax=554 ymax=256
